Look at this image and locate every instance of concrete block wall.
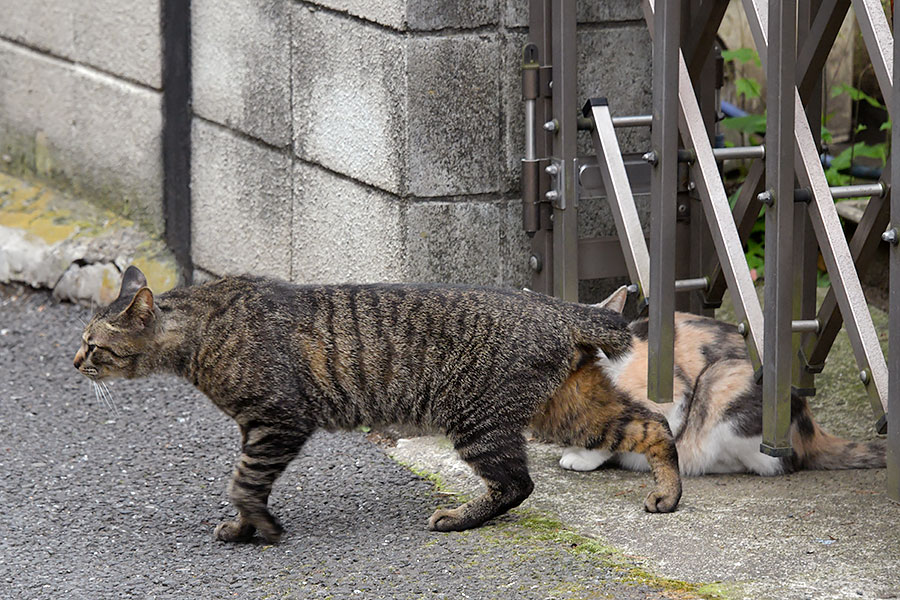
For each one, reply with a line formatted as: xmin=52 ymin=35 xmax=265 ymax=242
xmin=0 ymin=0 xmax=164 ymax=235
xmin=0 ymin=0 xmax=652 ymax=291
xmin=191 ymin=0 xmax=653 ymax=289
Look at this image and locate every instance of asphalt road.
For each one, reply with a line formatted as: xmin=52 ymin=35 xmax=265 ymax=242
xmin=0 ymin=285 xmax=692 ymax=600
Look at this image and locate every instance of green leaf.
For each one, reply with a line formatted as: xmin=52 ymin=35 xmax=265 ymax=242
xmin=721 ymin=113 xmax=768 ymax=135
xmin=880 ymin=119 xmax=892 ymax=131
xmin=855 ymin=124 xmax=868 ymax=134
xmin=821 ymin=125 xmax=833 ymax=144
xmin=735 ymin=77 xmax=762 ymax=100
xmin=830 ymin=83 xmax=885 ymax=110
xmin=829 ymin=142 xmax=887 ymax=171
xmin=721 ymin=47 xmax=761 ymax=66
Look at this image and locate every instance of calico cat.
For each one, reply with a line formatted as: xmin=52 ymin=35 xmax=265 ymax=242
xmin=558 ymin=286 xmax=886 ymax=476
xmin=74 ymin=267 xmax=682 ymax=543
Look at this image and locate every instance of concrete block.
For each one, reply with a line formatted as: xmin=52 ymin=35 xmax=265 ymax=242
xmin=504 ymin=0 xmax=646 ymax=28
xmin=314 ymin=0 xmax=498 ymax=31
xmin=577 ymin=26 xmax=652 ymax=156
xmin=72 ymin=68 xmax=164 ymax=233
xmin=292 ymin=161 xmax=405 ymax=284
xmin=0 ymin=0 xmax=75 ymax=58
xmin=292 ymin=6 xmax=407 ymax=195
xmin=191 ymin=119 xmax=293 ymax=279
xmin=0 ymin=41 xmax=164 ymax=234
xmin=501 ymin=31 xmax=526 ymax=194
xmin=72 ymin=0 xmax=162 ymax=89
xmin=406 ymin=34 xmax=501 ymax=197
xmin=193 ymin=0 xmax=292 ymax=146
xmin=403 ymin=200 xmax=503 ymax=286
xmin=498 ymin=199 xmax=531 ymax=289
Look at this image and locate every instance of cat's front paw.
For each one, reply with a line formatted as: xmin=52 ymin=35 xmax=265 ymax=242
xmin=559 ymin=447 xmax=611 ymax=471
xmin=214 ymin=519 xmax=257 ymax=543
xmin=427 ymin=507 xmax=468 ymax=532
xmin=643 ymin=488 xmax=680 ymax=513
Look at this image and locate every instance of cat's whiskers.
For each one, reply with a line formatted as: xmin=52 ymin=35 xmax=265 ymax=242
xmin=91 ymin=380 xmax=109 ymax=413
xmin=98 ymin=381 xmax=119 ymax=417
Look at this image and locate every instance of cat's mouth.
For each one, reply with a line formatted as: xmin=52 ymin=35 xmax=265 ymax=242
xmin=79 ymin=366 xmax=100 ymax=380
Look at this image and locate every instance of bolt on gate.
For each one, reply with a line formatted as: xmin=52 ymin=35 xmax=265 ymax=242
xmin=521 ymin=0 xmax=898 ymax=500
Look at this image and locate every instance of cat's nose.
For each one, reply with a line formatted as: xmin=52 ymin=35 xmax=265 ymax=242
xmin=73 ymin=348 xmax=85 ymax=369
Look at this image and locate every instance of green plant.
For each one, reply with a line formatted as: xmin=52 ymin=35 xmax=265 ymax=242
xmin=718 ymin=48 xmax=889 ymax=285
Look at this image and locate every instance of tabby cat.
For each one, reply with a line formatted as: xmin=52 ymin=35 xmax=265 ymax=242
xmin=74 ymin=267 xmax=681 ymax=543
xmin=558 ymin=286 xmax=886 ymax=476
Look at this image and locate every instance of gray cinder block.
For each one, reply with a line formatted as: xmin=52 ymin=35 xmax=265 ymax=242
xmin=292 ymin=6 xmax=501 ymax=199
xmin=292 ymin=6 xmax=408 ymax=196
xmin=0 ymin=0 xmax=76 ymax=59
xmin=406 ymin=35 xmax=501 ymax=197
xmin=72 ymin=0 xmax=162 ymax=89
xmin=291 ymin=161 xmax=405 ymax=284
xmin=191 ymin=119 xmax=293 ymax=279
xmin=193 ymin=0 xmax=292 ymax=147
xmin=314 ymin=0 xmax=498 ymax=31
xmin=403 ymin=200 xmax=503 ymax=286
xmin=0 ymin=40 xmax=163 ymax=234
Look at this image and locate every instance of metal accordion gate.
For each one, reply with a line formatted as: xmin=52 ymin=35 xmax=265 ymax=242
xmin=521 ymin=0 xmax=898 ymax=500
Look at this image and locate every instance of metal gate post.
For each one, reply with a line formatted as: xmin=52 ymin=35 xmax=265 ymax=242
xmin=760 ymin=0 xmax=797 ymax=456
xmin=526 ymin=0 xmax=554 ymax=297
xmin=647 ymin=0 xmax=680 ymax=403
xmin=888 ymin=0 xmax=900 ymax=503
xmin=548 ymin=0 xmax=579 ymax=301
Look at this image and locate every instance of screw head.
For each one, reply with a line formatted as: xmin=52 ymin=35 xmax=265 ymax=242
xmin=529 ymin=255 xmax=542 ymax=272
xmin=859 ymin=370 xmax=869 ymax=384
xmin=641 ymin=151 xmax=658 ymax=166
xmin=757 ymin=190 xmax=774 ymax=206
xmin=543 ymin=120 xmax=558 ymax=132
xmin=882 ymin=228 xmax=898 ymax=245
xmin=545 ymin=164 xmax=559 ymax=176
xmin=545 ymin=190 xmax=559 ymax=202
xmin=737 ymin=323 xmax=747 ymax=336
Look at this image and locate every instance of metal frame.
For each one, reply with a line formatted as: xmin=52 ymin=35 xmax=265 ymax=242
xmin=524 ymin=0 xmax=898 ymax=500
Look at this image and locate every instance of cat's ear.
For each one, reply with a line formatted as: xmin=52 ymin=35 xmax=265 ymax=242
xmin=595 ymin=285 xmax=629 ymax=314
xmin=123 ymin=287 xmax=156 ymax=328
xmin=117 ymin=266 xmax=149 ymax=302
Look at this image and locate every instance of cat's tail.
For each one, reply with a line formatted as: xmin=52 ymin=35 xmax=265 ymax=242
xmin=567 ymin=303 xmax=633 ymax=360
xmin=792 ymin=400 xmax=886 ymax=470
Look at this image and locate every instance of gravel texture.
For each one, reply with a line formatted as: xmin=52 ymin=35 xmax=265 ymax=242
xmin=0 ymin=285 xmax=692 ymax=600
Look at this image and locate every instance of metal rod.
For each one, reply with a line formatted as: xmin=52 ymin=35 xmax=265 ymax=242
xmin=674 ymin=277 xmax=708 ymax=292
xmin=888 ymin=0 xmax=900 ymax=502
xmin=613 ymin=114 xmax=653 ymax=128
xmin=760 ymin=0 xmax=797 ymax=457
xmin=793 ymin=0 xmax=823 ymax=399
xmin=646 ymin=0 xmax=680 ymax=404
xmin=713 ymin=145 xmax=765 ymax=161
xmin=791 ymin=319 xmax=820 ymax=333
xmin=830 ymin=182 xmax=886 ymax=199
xmin=584 ymin=99 xmax=652 ymax=298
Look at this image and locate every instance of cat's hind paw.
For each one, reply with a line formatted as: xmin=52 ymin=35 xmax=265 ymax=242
xmin=643 ymin=488 xmax=681 ymax=513
xmin=559 ymin=447 xmax=612 ymax=471
xmin=214 ymin=519 xmax=257 ymax=543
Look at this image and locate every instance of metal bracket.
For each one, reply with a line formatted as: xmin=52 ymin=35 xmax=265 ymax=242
xmin=545 ymin=158 xmax=578 ymax=210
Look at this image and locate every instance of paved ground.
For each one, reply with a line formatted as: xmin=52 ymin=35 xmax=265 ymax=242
xmin=0 ymin=284 xmax=716 ymax=600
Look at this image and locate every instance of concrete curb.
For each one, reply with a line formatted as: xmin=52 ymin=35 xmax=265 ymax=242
xmin=389 ymin=435 xmax=900 ymax=600
xmin=0 ymin=171 xmax=178 ymax=305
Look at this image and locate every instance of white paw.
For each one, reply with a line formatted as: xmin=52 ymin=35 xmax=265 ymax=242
xmin=559 ymin=447 xmax=612 ymax=471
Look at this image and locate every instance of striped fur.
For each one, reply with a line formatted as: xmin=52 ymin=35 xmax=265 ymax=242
xmin=558 ymin=286 xmax=886 ymax=477
xmin=74 ymin=267 xmax=680 ymax=543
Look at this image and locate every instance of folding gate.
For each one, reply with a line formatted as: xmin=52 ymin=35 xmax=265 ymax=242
xmin=522 ymin=0 xmax=898 ymax=499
